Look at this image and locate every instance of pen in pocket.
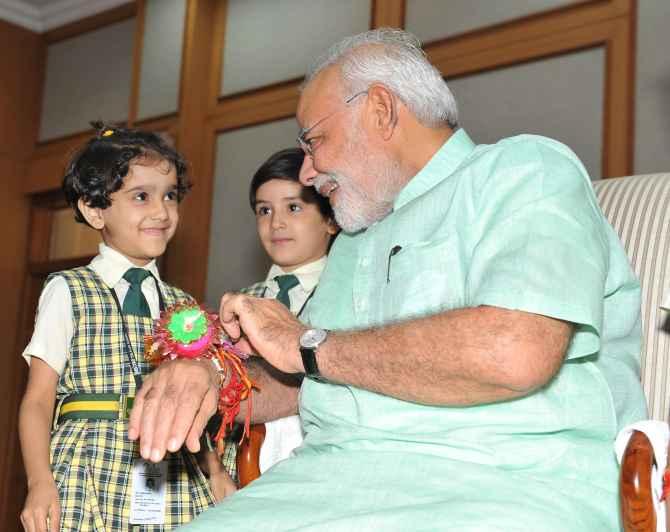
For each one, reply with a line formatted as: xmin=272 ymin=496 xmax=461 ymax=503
xmin=386 ymin=245 xmax=402 ymax=283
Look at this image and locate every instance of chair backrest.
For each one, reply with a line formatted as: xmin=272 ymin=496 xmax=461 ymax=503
xmin=593 ymin=174 xmax=670 ymax=421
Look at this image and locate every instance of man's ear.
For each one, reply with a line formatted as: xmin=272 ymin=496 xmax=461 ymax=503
xmin=366 ymin=83 xmax=397 ymax=141
xmin=77 ymin=198 xmax=105 ymax=230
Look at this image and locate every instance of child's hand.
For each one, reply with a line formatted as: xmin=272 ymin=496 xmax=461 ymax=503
xmin=209 ymin=469 xmax=237 ymax=502
xmin=20 ymin=479 xmax=60 ymax=532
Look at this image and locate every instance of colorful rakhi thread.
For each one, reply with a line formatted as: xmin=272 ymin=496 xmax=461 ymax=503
xmin=145 ymin=303 xmax=255 ymax=444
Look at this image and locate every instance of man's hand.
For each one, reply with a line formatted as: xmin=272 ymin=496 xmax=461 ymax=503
xmin=128 ymin=358 xmax=219 ymax=462
xmin=219 ymin=293 xmax=305 ymax=374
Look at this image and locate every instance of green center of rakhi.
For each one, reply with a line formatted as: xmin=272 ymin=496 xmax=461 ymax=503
xmin=167 ymin=308 xmax=208 ymax=343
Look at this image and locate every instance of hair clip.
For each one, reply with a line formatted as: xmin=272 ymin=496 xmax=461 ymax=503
xmin=102 ymin=129 xmax=114 ymax=137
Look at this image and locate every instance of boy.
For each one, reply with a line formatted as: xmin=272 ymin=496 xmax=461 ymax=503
xmin=215 ymin=147 xmax=338 ymax=490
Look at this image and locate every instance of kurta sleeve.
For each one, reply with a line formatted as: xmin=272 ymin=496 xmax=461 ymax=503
xmin=466 ymin=139 xmax=608 ymax=360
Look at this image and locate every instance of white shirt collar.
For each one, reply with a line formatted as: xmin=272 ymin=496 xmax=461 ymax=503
xmin=89 ymin=243 xmax=161 ymax=288
xmin=265 ymin=256 xmax=327 ymax=293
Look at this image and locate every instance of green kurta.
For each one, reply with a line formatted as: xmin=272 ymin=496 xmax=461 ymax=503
xmin=183 ymin=130 xmax=646 ymax=531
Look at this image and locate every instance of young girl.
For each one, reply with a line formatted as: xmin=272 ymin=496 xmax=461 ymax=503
xmin=215 ymin=147 xmax=338 ymax=490
xmin=18 ymin=124 xmax=215 ymax=531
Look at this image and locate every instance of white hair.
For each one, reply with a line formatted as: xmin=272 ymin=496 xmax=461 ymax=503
xmin=303 ymin=28 xmax=458 ymax=129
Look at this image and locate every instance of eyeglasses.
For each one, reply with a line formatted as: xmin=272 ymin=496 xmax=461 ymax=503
xmin=297 ymin=90 xmax=368 ymax=156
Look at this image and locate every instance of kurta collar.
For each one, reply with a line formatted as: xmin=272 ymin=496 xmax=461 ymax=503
xmin=394 ymin=128 xmax=476 ymax=210
xmin=89 ymin=243 xmax=160 ymax=289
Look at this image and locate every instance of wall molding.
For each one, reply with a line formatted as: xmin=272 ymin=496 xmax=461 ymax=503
xmin=0 ymin=0 xmax=130 ymax=32
xmin=0 ymin=0 xmax=40 ymax=32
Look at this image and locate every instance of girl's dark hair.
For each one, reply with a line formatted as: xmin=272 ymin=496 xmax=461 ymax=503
xmin=249 ymin=147 xmax=334 ymax=221
xmin=63 ymin=121 xmax=191 ymax=225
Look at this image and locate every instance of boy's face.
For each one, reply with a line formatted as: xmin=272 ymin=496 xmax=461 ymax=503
xmin=80 ymin=160 xmax=179 ymax=266
xmin=254 ymin=179 xmax=337 ymax=272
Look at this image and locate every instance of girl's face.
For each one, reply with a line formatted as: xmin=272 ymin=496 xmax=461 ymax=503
xmin=254 ymin=178 xmax=337 ymax=272
xmin=80 ymin=160 xmax=179 ymax=266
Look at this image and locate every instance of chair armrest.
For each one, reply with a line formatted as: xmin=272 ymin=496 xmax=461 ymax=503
xmin=236 ymin=423 xmax=266 ymax=487
xmin=620 ymin=429 xmax=656 ymax=532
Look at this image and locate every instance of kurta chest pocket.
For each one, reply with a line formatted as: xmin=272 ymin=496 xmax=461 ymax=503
xmin=383 ymin=233 xmax=465 ymax=321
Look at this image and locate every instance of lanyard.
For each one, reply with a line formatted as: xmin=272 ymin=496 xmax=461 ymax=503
xmin=108 ymin=275 xmax=165 ymax=391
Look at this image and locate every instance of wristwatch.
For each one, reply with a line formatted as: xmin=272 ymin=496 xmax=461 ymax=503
xmin=299 ymin=328 xmax=328 ymax=380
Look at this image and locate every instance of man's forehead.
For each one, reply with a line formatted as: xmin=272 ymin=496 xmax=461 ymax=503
xmin=297 ymin=66 xmax=342 ymax=126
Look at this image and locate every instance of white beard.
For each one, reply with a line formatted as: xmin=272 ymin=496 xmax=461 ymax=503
xmin=313 ymin=137 xmax=405 ymax=233
xmin=314 ymin=171 xmax=390 ymax=232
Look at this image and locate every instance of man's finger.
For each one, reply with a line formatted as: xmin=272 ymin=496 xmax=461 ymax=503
xmin=219 ymin=293 xmax=242 ymax=339
xmin=233 ymin=337 xmax=253 ymax=354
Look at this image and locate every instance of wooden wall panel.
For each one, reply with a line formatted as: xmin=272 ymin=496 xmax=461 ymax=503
xmin=25 ymin=115 xmax=177 ymax=194
xmin=166 ymin=0 xmax=219 ymax=299
xmin=43 ymin=2 xmax=136 ymax=43
xmin=371 ymin=0 xmax=405 ymax=28
xmin=185 ymin=0 xmax=636 ymax=300
xmin=0 ymin=156 xmax=32 ymax=531
xmin=0 ymin=20 xmax=43 ymax=531
xmin=0 ymin=20 xmax=43 ymax=158
xmin=424 ymin=3 xmax=636 ymax=177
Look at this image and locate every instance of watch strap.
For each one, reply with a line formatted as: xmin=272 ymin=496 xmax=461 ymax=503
xmin=300 ymin=346 xmax=321 ymax=379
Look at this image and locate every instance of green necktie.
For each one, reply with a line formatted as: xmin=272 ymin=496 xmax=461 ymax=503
xmin=274 ymin=274 xmax=299 ymax=309
xmin=122 ymin=268 xmax=152 ymax=318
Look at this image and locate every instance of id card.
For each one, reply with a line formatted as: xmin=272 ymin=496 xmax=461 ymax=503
xmin=129 ymin=458 xmax=167 ymax=524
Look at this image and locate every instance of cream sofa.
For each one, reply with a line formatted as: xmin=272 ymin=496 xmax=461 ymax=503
xmin=594 ymin=174 xmax=670 ymax=421
xmin=593 ymin=173 xmax=670 ymax=532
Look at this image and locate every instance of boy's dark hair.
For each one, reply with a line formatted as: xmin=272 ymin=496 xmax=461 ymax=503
xmin=63 ymin=121 xmax=191 ymax=225
xmin=249 ymin=147 xmax=334 ymax=221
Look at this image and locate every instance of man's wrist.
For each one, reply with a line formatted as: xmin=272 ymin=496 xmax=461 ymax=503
xmin=298 ymin=328 xmax=329 ymax=380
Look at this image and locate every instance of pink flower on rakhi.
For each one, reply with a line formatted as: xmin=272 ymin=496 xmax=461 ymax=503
xmin=149 ymin=303 xmax=220 ymax=360
xmin=144 ymin=302 xmax=256 ymax=445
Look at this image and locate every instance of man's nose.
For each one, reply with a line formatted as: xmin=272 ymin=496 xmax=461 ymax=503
xmin=299 ymin=155 xmax=317 ymax=186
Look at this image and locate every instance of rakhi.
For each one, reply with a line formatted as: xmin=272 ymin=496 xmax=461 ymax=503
xmin=144 ymin=302 xmax=255 ymax=444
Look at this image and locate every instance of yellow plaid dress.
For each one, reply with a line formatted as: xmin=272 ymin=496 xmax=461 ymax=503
xmin=50 ymin=267 xmax=215 ymax=531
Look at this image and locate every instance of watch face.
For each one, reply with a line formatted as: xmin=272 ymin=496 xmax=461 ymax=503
xmin=301 ymin=328 xmax=327 ymax=349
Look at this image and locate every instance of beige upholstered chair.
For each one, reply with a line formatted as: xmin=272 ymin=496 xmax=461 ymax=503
xmin=593 ymin=173 xmax=670 ymax=532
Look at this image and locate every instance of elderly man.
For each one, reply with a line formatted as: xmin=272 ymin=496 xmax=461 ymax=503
xmin=130 ymin=29 xmax=646 ymax=530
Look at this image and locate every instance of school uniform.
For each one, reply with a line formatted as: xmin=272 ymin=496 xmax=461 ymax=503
xmin=23 ymin=244 xmax=214 ymax=531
